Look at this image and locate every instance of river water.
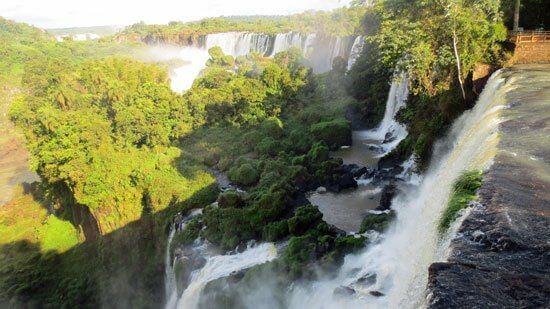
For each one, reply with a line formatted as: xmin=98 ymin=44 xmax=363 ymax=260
xmin=308 ymin=76 xmax=410 ymax=232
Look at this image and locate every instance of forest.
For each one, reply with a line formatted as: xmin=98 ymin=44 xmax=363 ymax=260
xmin=1 ymin=0 xmax=541 ymax=306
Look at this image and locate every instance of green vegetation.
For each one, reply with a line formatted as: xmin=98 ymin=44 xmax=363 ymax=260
xmin=0 ymin=0 xmax=517 ymax=304
xmin=116 ymin=4 xmax=367 ymax=44
xmin=439 ymin=170 xmax=483 ymax=232
xmin=347 ymin=0 xmax=508 ymax=168
xmin=359 ymin=210 xmax=396 ymax=233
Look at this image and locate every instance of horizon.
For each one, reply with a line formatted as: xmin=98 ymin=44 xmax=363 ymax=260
xmin=0 ymin=0 xmax=352 ymax=29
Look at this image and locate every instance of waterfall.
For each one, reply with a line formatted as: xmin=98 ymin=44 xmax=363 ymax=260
xmin=167 ymin=31 xmax=360 ymax=93
xmin=170 ymin=47 xmax=211 ymax=93
xmin=175 ymin=243 xmax=278 ymax=309
xmin=347 ymin=36 xmax=364 ymax=70
xmin=284 ymin=70 xmax=506 ymax=308
xmin=361 ymin=74 xmax=409 ymax=155
xmin=165 ymin=225 xmax=177 ymax=303
xmin=164 ymin=209 xmax=204 ymax=308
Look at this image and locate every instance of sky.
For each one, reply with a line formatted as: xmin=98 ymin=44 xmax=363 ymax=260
xmin=0 ymin=0 xmax=352 ymax=29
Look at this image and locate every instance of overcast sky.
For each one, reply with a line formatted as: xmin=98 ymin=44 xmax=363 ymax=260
xmin=0 ymin=0 xmax=352 ymax=29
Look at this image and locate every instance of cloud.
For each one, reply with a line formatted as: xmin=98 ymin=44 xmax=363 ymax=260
xmin=0 ymin=0 xmax=352 ymax=28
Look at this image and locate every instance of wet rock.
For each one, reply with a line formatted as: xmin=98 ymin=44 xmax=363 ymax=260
xmin=383 ymin=132 xmax=395 ymax=144
xmin=333 ymin=286 xmax=356 ymax=298
xmin=369 ymin=290 xmax=385 ymax=297
xmin=338 ymin=173 xmax=358 ymax=191
xmin=356 ymin=273 xmax=377 ymax=287
xmin=377 ymin=181 xmax=397 ymax=211
xmin=316 ymin=186 xmax=327 ymax=194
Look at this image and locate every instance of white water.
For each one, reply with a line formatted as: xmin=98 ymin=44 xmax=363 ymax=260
xmin=285 ymin=70 xmax=506 ymax=308
xmin=167 ymin=31 xmax=357 ymax=92
xmin=170 ymin=47 xmax=211 ymax=92
xmin=347 ymin=36 xmax=364 ymax=70
xmin=175 ymin=243 xmax=278 ymax=309
xmin=361 ymin=74 xmax=409 ymax=155
xmin=165 ymin=209 xmax=204 ymax=308
xmin=165 ymin=225 xmax=177 ymax=303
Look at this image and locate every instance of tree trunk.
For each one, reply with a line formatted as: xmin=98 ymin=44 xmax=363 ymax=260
xmin=452 ymin=28 xmax=466 ymax=101
xmin=513 ymin=0 xmax=520 ymax=31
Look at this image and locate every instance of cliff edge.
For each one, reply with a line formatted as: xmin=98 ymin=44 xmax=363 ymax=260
xmin=427 ymin=65 xmax=550 ymax=308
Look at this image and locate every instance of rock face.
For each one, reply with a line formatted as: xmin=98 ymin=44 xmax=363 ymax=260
xmin=427 ymin=66 xmax=550 ymax=308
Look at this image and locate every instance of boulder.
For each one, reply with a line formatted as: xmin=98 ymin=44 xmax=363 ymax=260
xmin=377 ymin=182 xmax=397 ymax=211
xmin=333 ymin=286 xmax=356 ymax=298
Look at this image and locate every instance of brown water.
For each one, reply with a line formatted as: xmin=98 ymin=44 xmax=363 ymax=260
xmin=308 ymin=131 xmax=383 ymax=232
xmin=334 ymin=131 xmax=383 ymax=167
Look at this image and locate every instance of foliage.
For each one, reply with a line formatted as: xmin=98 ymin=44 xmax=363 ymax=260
xmin=347 ymin=0 xmax=508 ymax=168
xmin=217 ymin=190 xmax=245 ymax=208
xmin=438 ymin=170 xmax=482 ymax=232
xmin=38 ymin=216 xmax=80 ymax=253
xmin=359 ymin=211 xmax=396 ymax=233
xmin=116 ymin=5 xmax=368 ymax=44
xmin=310 ymin=118 xmax=352 ymax=150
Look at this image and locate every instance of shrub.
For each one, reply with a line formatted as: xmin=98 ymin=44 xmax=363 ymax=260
xmin=282 ymin=235 xmax=316 ymax=278
xmin=260 ymin=117 xmax=284 ymax=138
xmin=310 ymin=118 xmax=351 ymax=150
xmin=217 ymin=190 xmax=245 ymax=208
xmin=263 ymin=220 xmax=289 ymax=241
xmin=359 ymin=211 xmax=396 ymax=233
xmin=228 ymin=163 xmax=260 ymax=186
xmin=307 ymin=142 xmax=330 ymax=165
xmin=288 ymin=129 xmax=312 ymax=154
xmin=255 ymin=137 xmax=280 ymax=157
xmin=438 ymin=170 xmax=482 ymax=232
xmin=172 ymin=216 xmax=203 ymax=249
xmin=288 ymin=205 xmax=323 ymax=236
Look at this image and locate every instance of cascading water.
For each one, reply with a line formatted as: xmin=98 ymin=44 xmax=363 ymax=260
xmin=347 ymin=36 xmax=364 ymax=70
xmin=170 ymin=47 xmax=211 ymax=92
xmin=167 ymin=31 xmax=359 ymax=92
xmin=174 ymin=243 xmax=278 ymax=309
xmin=165 ymin=209 xmax=204 ymax=308
xmin=361 ymin=74 xmax=409 ymax=155
xmin=285 ymin=70 xmax=506 ymax=309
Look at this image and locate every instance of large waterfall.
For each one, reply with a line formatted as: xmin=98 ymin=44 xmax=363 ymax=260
xmin=285 ymin=70 xmax=506 ymax=309
xmin=361 ymin=74 xmax=409 ymax=155
xmin=168 ymin=31 xmax=360 ymax=92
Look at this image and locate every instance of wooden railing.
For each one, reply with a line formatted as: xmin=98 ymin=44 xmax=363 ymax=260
xmin=509 ymin=30 xmax=550 ymax=43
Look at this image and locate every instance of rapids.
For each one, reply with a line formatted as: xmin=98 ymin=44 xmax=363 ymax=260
xmin=286 ymin=69 xmax=506 ymax=309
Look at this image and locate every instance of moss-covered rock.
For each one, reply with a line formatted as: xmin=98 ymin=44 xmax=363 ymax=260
xmin=310 ymin=119 xmax=352 ymax=150
xmin=359 ymin=211 xmax=396 ymax=233
xmin=438 ymin=170 xmax=482 ymax=232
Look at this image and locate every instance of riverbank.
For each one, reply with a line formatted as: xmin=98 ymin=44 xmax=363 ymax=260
xmin=427 ymin=65 xmax=550 ymax=308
